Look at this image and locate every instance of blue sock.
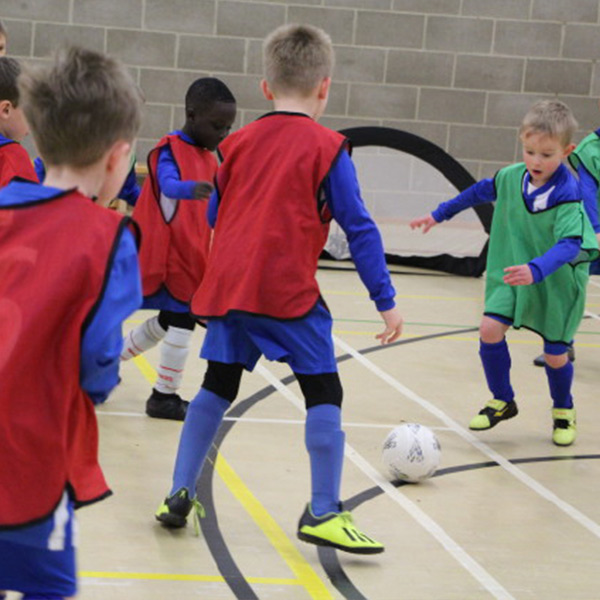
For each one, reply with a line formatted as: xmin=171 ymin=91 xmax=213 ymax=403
xmin=305 ymin=404 xmax=345 ymax=517
xmin=545 ymin=361 xmax=574 ymax=409
xmin=479 ymin=339 xmax=515 ymax=402
xmin=170 ymin=388 xmax=230 ymax=496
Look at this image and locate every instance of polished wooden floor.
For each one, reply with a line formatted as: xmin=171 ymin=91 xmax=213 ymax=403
xmin=13 ymin=264 xmax=600 ymax=600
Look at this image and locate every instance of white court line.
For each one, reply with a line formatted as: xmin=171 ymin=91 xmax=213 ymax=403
xmin=96 ymin=410 xmax=451 ymax=431
xmin=332 ymin=334 xmax=600 ymax=541
xmin=254 ymin=362 xmax=515 ymax=600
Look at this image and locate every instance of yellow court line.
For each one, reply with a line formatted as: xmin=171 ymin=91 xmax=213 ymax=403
xmin=132 ymin=354 xmax=158 ymax=384
xmin=130 ymin=357 xmax=333 ymax=600
xmin=214 ymin=453 xmax=333 ymax=600
xmin=80 ymin=571 xmax=300 ymax=585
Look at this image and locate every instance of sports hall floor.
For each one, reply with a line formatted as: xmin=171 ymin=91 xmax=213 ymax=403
xmin=15 ymin=262 xmax=600 ymax=600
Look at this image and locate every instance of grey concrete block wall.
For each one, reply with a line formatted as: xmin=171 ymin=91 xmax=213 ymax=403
xmin=4 ymin=0 xmax=600 ymax=179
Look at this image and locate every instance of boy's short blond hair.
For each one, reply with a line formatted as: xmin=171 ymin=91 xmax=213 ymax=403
xmin=519 ymin=99 xmax=578 ymax=147
xmin=263 ymin=24 xmax=333 ymax=97
xmin=18 ymin=46 xmax=143 ymax=168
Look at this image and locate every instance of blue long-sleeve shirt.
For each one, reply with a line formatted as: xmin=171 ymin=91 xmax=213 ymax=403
xmin=156 ymin=130 xmax=200 ymax=200
xmin=209 ymin=150 xmax=395 ymax=311
xmin=432 ymin=171 xmax=582 ymax=283
xmin=80 ymin=226 xmax=142 ymax=403
xmin=577 ymin=163 xmax=600 ymax=233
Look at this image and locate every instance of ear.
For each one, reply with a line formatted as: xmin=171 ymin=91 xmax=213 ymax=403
xmin=563 ymin=143 xmax=576 ymax=158
xmin=317 ymin=77 xmax=331 ymax=100
xmin=0 ymin=99 xmax=11 ymax=120
xmin=106 ymin=140 xmax=132 ymax=173
xmin=261 ymin=79 xmax=274 ymax=101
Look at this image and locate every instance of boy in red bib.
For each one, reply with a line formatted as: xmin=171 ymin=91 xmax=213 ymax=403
xmin=156 ymin=24 xmax=402 ymax=555
xmin=120 ymin=78 xmax=236 ymax=421
xmin=0 ymin=47 xmax=143 ymax=599
xmin=0 ymin=57 xmax=37 ymax=187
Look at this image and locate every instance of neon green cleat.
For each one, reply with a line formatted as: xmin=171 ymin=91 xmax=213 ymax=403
xmin=297 ymin=504 xmax=384 ymax=555
xmin=155 ymin=487 xmax=205 ymax=535
xmin=552 ymin=408 xmax=576 ymax=446
xmin=469 ymin=399 xmax=518 ymax=430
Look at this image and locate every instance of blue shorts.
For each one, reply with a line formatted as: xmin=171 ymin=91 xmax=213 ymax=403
xmin=0 ymin=492 xmax=77 ymax=598
xmin=142 ymin=286 xmax=188 ymax=312
xmin=201 ymin=301 xmax=337 ymax=374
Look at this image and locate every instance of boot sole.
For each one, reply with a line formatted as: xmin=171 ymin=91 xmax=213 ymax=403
xmin=297 ymin=531 xmax=384 ymax=554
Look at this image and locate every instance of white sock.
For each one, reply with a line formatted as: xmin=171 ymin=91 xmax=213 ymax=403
xmin=120 ymin=316 xmax=166 ymax=361
xmin=154 ymin=326 xmax=193 ymax=394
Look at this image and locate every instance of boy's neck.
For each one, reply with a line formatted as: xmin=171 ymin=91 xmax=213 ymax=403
xmin=271 ymin=97 xmax=321 ymax=120
xmin=43 ymin=164 xmax=104 ymax=203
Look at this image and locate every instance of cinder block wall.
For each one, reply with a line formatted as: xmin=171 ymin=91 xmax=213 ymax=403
xmin=4 ymin=0 xmax=600 ymax=179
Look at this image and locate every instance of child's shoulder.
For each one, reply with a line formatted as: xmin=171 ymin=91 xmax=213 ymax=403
xmin=575 ymin=128 xmax=600 ymax=152
xmin=494 ymin=161 xmax=527 ymax=180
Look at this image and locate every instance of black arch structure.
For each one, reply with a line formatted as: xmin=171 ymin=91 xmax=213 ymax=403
xmin=330 ymin=126 xmax=493 ymax=278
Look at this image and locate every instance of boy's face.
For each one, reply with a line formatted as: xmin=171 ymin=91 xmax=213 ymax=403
xmin=0 ymin=102 xmax=29 ymax=142
xmin=0 ymin=34 xmax=6 ymax=56
xmin=520 ymin=131 xmax=574 ymax=187
xmin=187 ymin=101 xmax=237 ymax=151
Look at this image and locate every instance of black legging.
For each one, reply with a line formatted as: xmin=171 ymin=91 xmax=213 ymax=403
xmin=202 ymin=360 xmax=343 ymax=408
xmin=157 ymin=309 xmax=196 ymax=331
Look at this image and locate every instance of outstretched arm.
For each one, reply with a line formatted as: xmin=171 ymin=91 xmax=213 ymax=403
xmin=157 ymin=145 xmax=213 ymax=200
xmin=324 ymin=152 xmax=402 ymax=344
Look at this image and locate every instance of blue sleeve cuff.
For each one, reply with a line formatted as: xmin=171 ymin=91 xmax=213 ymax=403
xmin=431 ymin=208 xmax=445 ymax=222
xmin=528 ymin=261 xmax=544 ymax=283
xmin=374 ymin=297 xmax=396 ymax=312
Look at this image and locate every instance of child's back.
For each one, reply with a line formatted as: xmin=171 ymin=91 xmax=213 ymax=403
xmin=193 ymin=111 xmax=345 ymax=319
xmin=0 ymin=45 xmax=143 ymax=599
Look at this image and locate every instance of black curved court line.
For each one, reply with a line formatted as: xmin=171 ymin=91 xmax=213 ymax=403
xmin=195 ymin=326 xmax=477 ymax=599
xmin=317 ymin=454 xmax=600 ymax=600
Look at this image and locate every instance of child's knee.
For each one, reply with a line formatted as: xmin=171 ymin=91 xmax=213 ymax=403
xmin=544 ymin=353 xmax=568 ymax=369
xmin=295 ymin=372 xmax=343 ymax=409
xmin=202 ymin=361 xmax=244 ymax=402
xmin=479 ymin=316 xmax=508 ymax=343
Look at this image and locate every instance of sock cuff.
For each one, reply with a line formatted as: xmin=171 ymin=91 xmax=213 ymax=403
xmin=164 ymin=326 xmax=193 ymax=347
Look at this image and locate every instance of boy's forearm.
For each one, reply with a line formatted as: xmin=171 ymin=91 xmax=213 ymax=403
xmin=433 ymin=178 xmax=496 ymax=222
xmin=528 ymin=237 xmax=582 ymax=282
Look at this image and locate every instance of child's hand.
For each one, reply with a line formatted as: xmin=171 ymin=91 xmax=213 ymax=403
xmin=193 ymin=181 xmax=214 ymax=199
xmin=503 ymin=264 xmax=534 ymax=286
xmin=409 ymin=214 xmax=438 ymax=233
xmin=376 ymin=307 xmax=403 ymax=345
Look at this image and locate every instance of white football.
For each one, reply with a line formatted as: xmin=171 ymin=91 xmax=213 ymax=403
xmin=382 ymin=423 xmax=441 ymax=483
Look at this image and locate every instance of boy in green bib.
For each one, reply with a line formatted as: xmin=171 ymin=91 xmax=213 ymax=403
xmin=411 ymin=100 xmax=598 ymax=446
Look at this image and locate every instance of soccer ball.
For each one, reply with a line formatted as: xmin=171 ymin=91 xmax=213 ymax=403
xmin=382 ymin=423 xmax=441 ymax=483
